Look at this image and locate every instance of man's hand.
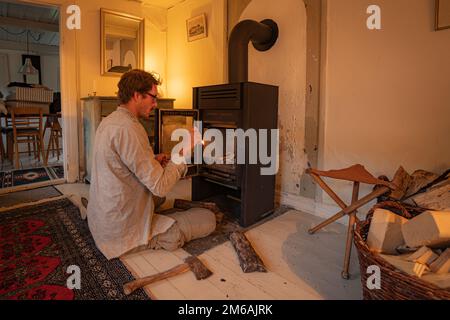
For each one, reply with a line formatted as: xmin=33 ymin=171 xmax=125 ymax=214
xmin=155 ymin=153 xmax=170 ymax=167
xmin=180 ymin=126 xmax=202 ymax=157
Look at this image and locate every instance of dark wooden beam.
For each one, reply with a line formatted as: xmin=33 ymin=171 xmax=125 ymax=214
xmin=0 ymin=16 xmax=59 ymax=33
xmin=0 ymin=39 xmax=59 ymax=55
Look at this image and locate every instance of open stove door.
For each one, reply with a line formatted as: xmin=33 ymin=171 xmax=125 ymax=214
xmin=155 ymin=108 xmax=200 ymax=177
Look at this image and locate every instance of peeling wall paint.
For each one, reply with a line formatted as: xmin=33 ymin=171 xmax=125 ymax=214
xmin=239 ymin=0 xmax=308 ymax=196
xmin=278 ymin=112 xmax=309 ymax=194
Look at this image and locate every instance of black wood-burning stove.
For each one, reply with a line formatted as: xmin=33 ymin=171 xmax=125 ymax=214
xmin=155 ymin=19 xmax=279 ymax=227
xmin=191 ymin=82 xmax=278 ymax=227
xmin=192 ymin=19 xmax=279 ymax=227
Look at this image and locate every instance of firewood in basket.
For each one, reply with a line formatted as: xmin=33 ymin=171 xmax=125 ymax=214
xmin=229 ymin=231 xmax=267 ymax=273
xmin=366 ymin=208 xmax=408 ymax=254
xmin=411 ymin=179 xmax=450 ymax=211
xmin=389 ymin=166 xmax=412 ymax=200
xmin=430 ymin=248 xmax=450 ymax=274
xmin=412 ymin=262 xmax=429 ymax=278
xmin=402 ymin=210 xmax=450 ymax=248
xmin=404 ymin=170 xmax=440 ymax=199
xmin=405 ymin=246 xmax=439 ymax=266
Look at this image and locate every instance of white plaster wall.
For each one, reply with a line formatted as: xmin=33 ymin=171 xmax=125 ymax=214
xmin=143 ymin=5 xmax=168 ymax=97
xmin=319 ymin=0 xmax=450 ymax=213
xmin=240 ymin=0 xmax=307 ymax=195
xmin=166 ymin=0 xmax=227 ymax=108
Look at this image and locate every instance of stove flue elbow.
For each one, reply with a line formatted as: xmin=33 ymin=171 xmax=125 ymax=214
xmin=228 ymin=19 xmax=279 ymax=83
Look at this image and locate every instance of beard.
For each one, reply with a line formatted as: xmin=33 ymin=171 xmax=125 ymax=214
xmin=138 ymin=104 xmax=153 ymax=119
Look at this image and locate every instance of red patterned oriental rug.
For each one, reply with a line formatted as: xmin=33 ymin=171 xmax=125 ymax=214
xmin=0 ymin=198 xmax=149 ymax=300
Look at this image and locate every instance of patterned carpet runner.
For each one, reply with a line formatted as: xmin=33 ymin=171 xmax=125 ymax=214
xmin=0 ymin=198 xmax=149 ymax=300
xmin=0 ymin=166 xmax=64 ymax=189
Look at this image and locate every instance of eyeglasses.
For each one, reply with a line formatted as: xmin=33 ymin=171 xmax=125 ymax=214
xmin=144 ymin=92 xmax=158 ymax=100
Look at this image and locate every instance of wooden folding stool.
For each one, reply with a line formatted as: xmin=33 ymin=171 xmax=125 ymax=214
xmin=306 ymin=164 xmax=397 ymax=279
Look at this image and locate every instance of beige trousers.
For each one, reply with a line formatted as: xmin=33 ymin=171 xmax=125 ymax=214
xmin=148 ymin=221 xmax=185 ymax=251
xmin=124 ymin=207 xmax=216 ymax=255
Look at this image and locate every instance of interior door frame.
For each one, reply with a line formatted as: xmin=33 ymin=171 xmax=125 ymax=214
xmin=20 ymin=0 xmax=80 ymax=184
xmin=0 ymin=0 xmax=78 ymax=195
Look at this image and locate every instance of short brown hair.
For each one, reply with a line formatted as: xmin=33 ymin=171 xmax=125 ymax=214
xmin=117 ymin=69 xmax=160 ymax=104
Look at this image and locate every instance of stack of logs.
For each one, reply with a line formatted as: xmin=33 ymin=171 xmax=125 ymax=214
xmin=380 ymin=167 xmax=450 ymax=212
xmin=367 ymin=167 xmax=450 ymax=288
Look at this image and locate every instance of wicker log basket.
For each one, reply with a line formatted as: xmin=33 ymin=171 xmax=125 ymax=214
xmin=354 ymin=201 xmax=450 ymax=300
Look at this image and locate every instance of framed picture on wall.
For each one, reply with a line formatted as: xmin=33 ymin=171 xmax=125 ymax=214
xmin=186 ymin=14 xmax=207 ymax=42
xmin=436 ymin=0 xmax=450 ymax=31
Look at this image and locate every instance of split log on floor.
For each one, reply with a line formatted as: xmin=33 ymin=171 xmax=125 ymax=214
xmin=412 ymin=178 xmax=450 ymax=211
xmin=173 ymin=199 xmax=224 ymax=223
xmin=229 ymin=231 xmax=267 ymax=273
xmin=390 ymin=166 xmax=412 ymax=200
xmin=405 ymin=170 xmax=440 ymax=199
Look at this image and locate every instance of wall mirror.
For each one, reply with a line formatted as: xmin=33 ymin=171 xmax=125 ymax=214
xmin=101 ymin=9 xmax=144 ymax=76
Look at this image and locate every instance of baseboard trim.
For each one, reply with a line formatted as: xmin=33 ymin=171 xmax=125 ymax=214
xmin=0 ymin=194 xmax=68 ymax=213
xmin=0 ymin=179 xmax=66 ymax=195
xmin=278 ymin=191 xmax=349 ymax=226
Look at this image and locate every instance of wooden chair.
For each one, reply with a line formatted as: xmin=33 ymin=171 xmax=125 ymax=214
xmin=1 ymin=113 xmax=12 ymax=163
xmin=0 ymin=114 xmax=5 ymax=162
xmin=306 ymin=164 xmax=397 ymax=279
xmin=45 ymin=114 xmax=63 ymax=163
xmin=0 ymin=103 xmax=6 ymax=162
xmin=3 ymin=111 xmax=38 ymax=163
xmin=0 ymin=126 xmax=4 ymax=163
xmin=10 ymin=107 xmax=46 ymax=169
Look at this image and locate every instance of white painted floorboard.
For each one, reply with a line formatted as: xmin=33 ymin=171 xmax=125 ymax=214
xmin=121 ymin=210 xmax=363 ymax=300
xmin=55 ymin=181 xmax=363 ymax=300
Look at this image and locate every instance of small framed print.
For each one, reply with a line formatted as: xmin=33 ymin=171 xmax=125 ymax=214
xmin=436 ymin=0 xmax=450 ymax=31
xmin=186 ymin=14 xmax=207 ymax=42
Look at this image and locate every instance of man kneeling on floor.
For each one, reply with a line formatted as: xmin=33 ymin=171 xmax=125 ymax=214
xmin=86 ymin=69 xmax=216 ymax=260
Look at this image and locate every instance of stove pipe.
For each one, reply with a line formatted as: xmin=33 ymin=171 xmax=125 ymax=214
xmin=228 ymin=19 xmax=279 ymax=83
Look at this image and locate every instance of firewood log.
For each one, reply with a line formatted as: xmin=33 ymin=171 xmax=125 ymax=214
xmin=405 ymin=170 xmax=440 ymax=199
xmin=390 ymin=166 xmax=411 ymax=200
xmin=412 ymin=179 xmax=450 ymax=211
xmin=229 ymin=231 xmax=267 ymax=273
